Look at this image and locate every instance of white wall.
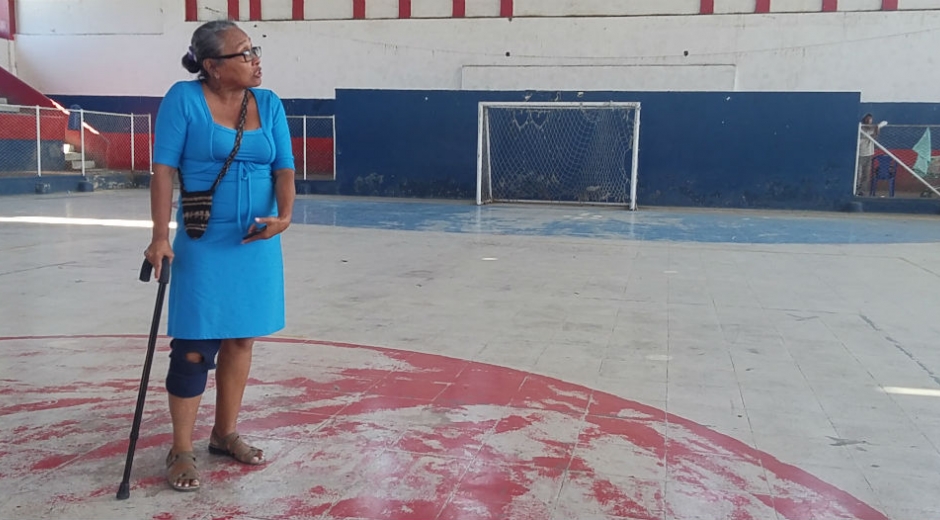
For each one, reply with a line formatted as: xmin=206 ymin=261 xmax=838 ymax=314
xmin=0 ymin=38 xmax=10 ymax=73
xmin=16 ymin=0 xmax=164 ymax=35
xmin=460 ymin=64 xmax=739 ymax=92
xmin=10 ymin=0 xmax=940 ymax=102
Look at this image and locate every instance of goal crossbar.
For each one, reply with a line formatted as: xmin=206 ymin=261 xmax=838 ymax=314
xmin=478 ymin=101 xmax=641 ymax=109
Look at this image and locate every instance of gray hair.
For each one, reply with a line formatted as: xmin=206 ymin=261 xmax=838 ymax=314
xmin=181 ymin=20 xmax=238 ymax=78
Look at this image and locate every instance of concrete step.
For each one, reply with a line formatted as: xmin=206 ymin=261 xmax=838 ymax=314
xmin=64 ymin=152 xmax=82 ymax=161
xmin=71 ymin=160 xmax=96 ymax=170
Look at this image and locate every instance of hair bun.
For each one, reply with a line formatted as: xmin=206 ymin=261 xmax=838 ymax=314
xmin=181 ymin=52 xmax=201 ymax=74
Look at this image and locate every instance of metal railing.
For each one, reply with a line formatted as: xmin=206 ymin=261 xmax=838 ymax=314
xmin=286 ymin=115 xmax=335 ymax=180
xmin=0 ymin=103 xmax=152 ymax=178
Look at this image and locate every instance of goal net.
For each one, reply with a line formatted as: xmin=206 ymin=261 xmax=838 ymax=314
xmin=477 ymin=102 xmax=641 ymax=209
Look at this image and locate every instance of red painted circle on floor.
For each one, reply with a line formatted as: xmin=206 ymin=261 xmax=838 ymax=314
xmin=0 ymin=335 xmax=887 ymax=520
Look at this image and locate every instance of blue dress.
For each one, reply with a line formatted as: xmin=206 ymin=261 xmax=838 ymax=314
xmin=153 ymin=80 xmax=294 ymax=340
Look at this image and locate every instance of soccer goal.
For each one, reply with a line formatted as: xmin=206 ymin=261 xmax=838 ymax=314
xmin=476 ymin=101 xmax=641 ymax=210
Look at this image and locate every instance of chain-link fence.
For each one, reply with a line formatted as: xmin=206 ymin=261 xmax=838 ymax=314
xmin=0 ymin=104 xmax=70 ymax=177
xmin=287 ymin=115 xmax=335 ymax=180
xmin=74 ymin=109 xmax=153 ymax=174
xmin=0 ymin=103 xmax=151 ymax=178
xmin=857 ymin=123 xmax=940 ymax=198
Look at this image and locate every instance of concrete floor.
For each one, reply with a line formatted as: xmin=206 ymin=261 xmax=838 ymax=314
xmin=2 ymin=191 xmax=940 ymax=520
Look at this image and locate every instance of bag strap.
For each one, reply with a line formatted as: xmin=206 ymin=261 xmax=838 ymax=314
xmin=179 ymin=89 xmax=250 ymax=193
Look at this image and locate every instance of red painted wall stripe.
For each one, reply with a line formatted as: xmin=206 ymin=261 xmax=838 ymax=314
xmin=755 ymin=0 xmax=770 ymax=13
xmin=293 ymin=0 xmax=304 ymax=20
xmin=0 ymin=66 xmax=55 ymax=106
xmin=822 ymin=0 xmax=837 ymax=11
xmin=7 ymin=0 xmax=14 ymax=37
xmin=500 ymin=0 xmax=512 ymax=17
xmin=0 ymin=0 xmax=16 ymax=39
xmin=227 ymin=0 xmax=239 ymax=20
xmin=353 ymin=0 xmax=365 ymax=19
xmin=249 ymin=0 xmax=261 ymax=20
xmin=453 ymin=0 xmax=465 ymax=17
xmin=399 ymin=0 xmax=410 ymax=18
xmin=700 ymin=0 xmax=714 ymax=14
xmin=882 ymin=0 xmax=898 ymax=9
xmin=185 ymin=0 xmax=197 ymax=21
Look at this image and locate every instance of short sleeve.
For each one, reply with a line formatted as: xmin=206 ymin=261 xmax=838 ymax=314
xmin=153 ymin=82 xmax=190 ymax=169
xmin=267 ymin=92 xmax=295 ymax=172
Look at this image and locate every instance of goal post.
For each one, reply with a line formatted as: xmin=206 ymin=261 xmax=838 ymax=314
xmin=476 ymin=101 xmax=641 ymax=210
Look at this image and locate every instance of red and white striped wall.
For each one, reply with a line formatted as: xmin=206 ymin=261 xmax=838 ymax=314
xmin=190 ymin=0 xmax=509 ymax=20
xmin=707 ymin=0 xmax=909 ymax=14
xmin=188 ymin=0 xmax=940 ymax=21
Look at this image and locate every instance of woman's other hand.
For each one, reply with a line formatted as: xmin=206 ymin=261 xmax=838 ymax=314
xmin=241 ymin=216 xmax=290 ymax=244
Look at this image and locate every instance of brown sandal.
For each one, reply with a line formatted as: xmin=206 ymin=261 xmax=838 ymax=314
xmin=208 ymin=430 xmax=265 ymax=465
xmin=165 ymin=450 xmax=200 ymax=492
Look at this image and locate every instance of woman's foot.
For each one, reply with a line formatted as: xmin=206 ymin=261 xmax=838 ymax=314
xmin=165 ymin=450 xmax=200 ymax=492
xmin=208 ymin=429 xmax=265 ymax=465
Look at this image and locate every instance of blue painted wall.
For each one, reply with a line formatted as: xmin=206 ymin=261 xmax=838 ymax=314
xmin=50 ymin=94 xmax=335 ymax=139
xmin=0 ymin=175 xmax=86 ymax=195
xmin=334 ymin=89 xmax=861 ymax=210
xmin=860 ymin=103 xmax=940 ymax=126
xmin=48 ymin=94 xmax=335 ymax=118
xmin=49 ymin=95 xmax=164 ymax=118
xmin=40 ymin=89 xmax=863 ymax=211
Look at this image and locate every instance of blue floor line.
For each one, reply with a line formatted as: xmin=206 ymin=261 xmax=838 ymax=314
xmin=290 ymin=198 xmax=940 ymax=245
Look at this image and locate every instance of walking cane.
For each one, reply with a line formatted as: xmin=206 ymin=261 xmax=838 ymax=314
xmin=117 ymin=256 xmax=170 ymax=500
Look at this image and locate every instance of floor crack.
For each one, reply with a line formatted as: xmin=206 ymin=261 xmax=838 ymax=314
xmin=860 ymin=314 xmax=940 ymax=387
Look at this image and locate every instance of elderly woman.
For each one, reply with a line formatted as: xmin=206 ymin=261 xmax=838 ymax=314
xmin=144 ymin=20 xmax=295 ymax=492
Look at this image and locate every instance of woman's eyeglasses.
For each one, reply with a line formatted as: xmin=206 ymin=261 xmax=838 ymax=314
xmin=214 ymin=46 xmax=262 ymax=62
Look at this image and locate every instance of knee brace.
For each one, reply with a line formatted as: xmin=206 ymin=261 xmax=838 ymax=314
xmin=165 ymin=339 xmax=221 ymax=398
